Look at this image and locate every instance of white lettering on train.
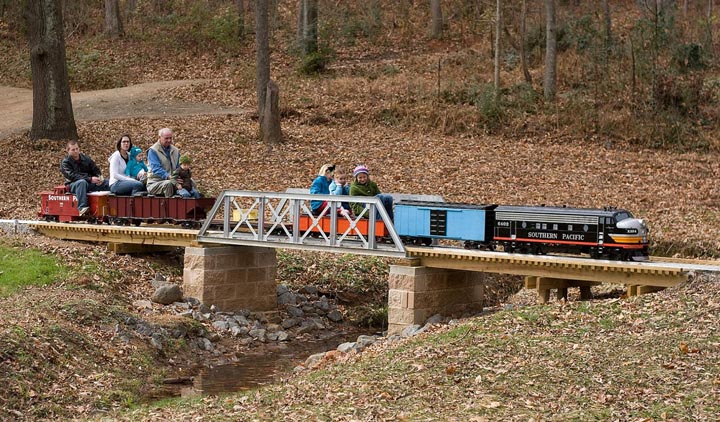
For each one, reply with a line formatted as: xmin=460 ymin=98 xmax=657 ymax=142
xmin=527 ymin=232 xmax=558 ymax=239
xmin=562 ymin=233 xmax=585 ymax=241
xmin=48 ymin=195 xmax=71 ymax=201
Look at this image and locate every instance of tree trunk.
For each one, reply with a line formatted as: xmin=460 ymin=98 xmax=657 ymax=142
xmin=430 ymin=0 xmax=443 ymax=39
xmin=707 ymin=0 xmax=714 ymax=50
xmin=25 ymin=0 xmax=78 ymax=141
xmin=544 ymin=0 xmax=557 ymax=101
xmin=494 ymin=0 xmax=501 ymax=98
xmin=602 ymin=0 xmax=611 ymax=67
xmin=104 ymin=0 xmax=124 ymax=37
xmin=125 ymin=0 xmax=137 ymax=22
xmin=256 ymin=0 xmax=270 ymax=117
xmin=237 ymin=0 xmax=245 ymax=40
xmin=299 ymin=0 xmax=318 ymax=55
xmin=261 ymin=80 xmax=282 ymax=144
xmin=520 ymin=0 xmax=532 ymax=84
xmin=297 ymin=0 xmax=304 ymax=46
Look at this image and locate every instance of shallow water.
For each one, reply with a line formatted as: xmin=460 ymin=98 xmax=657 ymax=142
xmin=157 ymin=328 xmax=368 ymax=399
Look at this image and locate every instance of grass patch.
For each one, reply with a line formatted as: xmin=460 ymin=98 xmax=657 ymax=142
xmin=0 ymin=244 xmax=66 ymax=297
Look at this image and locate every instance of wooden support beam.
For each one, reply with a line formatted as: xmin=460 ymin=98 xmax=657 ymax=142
xmin=107 ymin=243 xmax=177 ymax=254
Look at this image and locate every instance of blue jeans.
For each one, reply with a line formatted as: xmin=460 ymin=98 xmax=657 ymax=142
xmin=69 ymin=179 xmax=110 ymax=208
xmin=177 ymin=188 xmax=201 ymax=199
xmin=110 ymin=179 xmax=145 ymax=196
xmin=376 ymin=194 xmax=394 ymax=221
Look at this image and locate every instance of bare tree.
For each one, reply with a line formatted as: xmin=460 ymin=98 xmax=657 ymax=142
xmin=603 ymin=0 xmax=611 ymax=65
xmin=520 ymin=0 xmax=532 ymax=83
xmin=237 ymin=0 xmax=246 ymax=40
xmin=298 ymin=0 xmax=318 ymax=55
xmin=706 ymin=0 xmax=714 ymax=49
xmin=431 ymin=0 xmax=443 ymax=39
xmin=256 ymin=0 xmax=281 ymax=144
xmin=544 ymin=0 xmax=557 ymax=101
xmin=494 ymin=0 xmax=501 ymax=99
xmin=104 ymin=0 xmax=124 ymax=37
xmin=25 ymin=0 xmax=78 ymax=140
xmin=256 ymin=0 xmax=270 ymax=116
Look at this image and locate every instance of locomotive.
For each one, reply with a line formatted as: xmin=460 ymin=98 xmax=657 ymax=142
xmin=38 ymin=185 xmax=215 ymax=228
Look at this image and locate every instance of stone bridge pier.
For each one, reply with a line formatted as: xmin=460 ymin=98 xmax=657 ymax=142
xmin=183 ymin=245 xmax=278 ymax=312
xmin=182 ymin=247 xmax=485 ymax=334
xmin=387 ymin=261 xmax=485 ymax=334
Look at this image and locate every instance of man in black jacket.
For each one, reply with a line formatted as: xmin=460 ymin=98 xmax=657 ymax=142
xmin=60 ymin=140 xmax=109 ymax=215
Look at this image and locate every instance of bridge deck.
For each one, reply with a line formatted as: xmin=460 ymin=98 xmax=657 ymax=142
xmin=29 ymin=222 xmax=720 ymax=290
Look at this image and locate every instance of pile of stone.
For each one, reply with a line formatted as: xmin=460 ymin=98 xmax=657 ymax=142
xmin=132 ymin=279 xmax=348 ymax=352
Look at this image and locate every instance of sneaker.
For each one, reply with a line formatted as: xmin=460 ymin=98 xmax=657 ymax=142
xmin=78 ymin=207 xmax=89 ymax=216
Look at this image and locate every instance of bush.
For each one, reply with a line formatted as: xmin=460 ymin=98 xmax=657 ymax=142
xmin=298 ymin=48 xmax=335 ymax=75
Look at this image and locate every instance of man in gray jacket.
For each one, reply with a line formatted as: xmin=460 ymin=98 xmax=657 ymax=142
xmin=147 ymin=127 xmax=184 ymax=197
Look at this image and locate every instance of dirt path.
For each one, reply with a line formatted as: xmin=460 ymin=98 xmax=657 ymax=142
xmin=0 ymin=79 xmax=245 ymax=139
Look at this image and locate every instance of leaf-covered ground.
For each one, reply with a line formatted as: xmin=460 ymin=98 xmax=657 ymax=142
xmin=109 ymin=273 xmax=720 ymax=421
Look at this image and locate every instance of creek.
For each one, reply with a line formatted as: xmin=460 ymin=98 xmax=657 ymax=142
xmin=153 ymin=327 xmax=369 ymax=399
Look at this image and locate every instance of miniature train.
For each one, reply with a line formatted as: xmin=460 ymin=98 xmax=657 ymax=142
xmin=38 ymin=187 xmax=649 ymax=261
xmin=38 ymin=185 xmax=215 ymax=228
xmin=394 ymin=201 xmax=649 ymax=261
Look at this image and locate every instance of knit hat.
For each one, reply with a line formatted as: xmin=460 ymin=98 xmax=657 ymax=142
xmin=129 ymin=145 xmax=142 ymax=160
xmin=179 ymin=155 xmax=192 ymax=164
xmin=353 ymin=165 xmax=369 ymax=177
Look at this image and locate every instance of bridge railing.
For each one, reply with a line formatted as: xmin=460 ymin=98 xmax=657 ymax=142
xmin=197 ymin=190 xmax=406 ymax=257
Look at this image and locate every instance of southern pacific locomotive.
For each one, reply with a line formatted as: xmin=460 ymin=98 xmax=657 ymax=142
xmin=38 ymin=186 xmax=649 ymax=261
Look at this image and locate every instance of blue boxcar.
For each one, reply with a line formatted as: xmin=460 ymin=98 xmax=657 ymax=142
xmin=394 ymin=201 xmax=495 ymax=242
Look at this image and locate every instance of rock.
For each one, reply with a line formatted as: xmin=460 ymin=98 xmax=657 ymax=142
xmin=266 ymin=323 xmax=281 ymax=333
xmin=234 ymin=315 xmax=249 ymax=325
xmin=281 ymin=317 xmax=300 ymax=329
xmin=230 ymin=326 xmax=249 ymax=337
xmin=304 ymin=352 xmax=326 ymax=369
xmin=278 ymin=292 xmax=297 ymax=305
xmin=249 ymin=328 xmax=266 ymax=341
xmin=212 ymin=321 xmax=230 ymax=331
xmin=356 ymin=335 xmax=378 ymax=348
xmin=132 ymin=299 xmax=153 ymax=310
xmin=299 ymin=285 xmax=318 ymax=296
xmin=170 ymin=326 xmax=188 ymax=338
xmin=296 ymin=322 xmax=315 ymax=335
xmin=400 ymin=325 xmax=422 ymax=338
xmin=154 ymin=272 xmax=166 ymax=282
xmin=186 ymin=297 xmax=201 ymax=306
xmin=276 ymin=284 xmax=289 ymax=295
xmin=337 ymin=342 xmax=357 ymax=353
xmin=425 ymin=314 xmax=444 ymax=325
xmin=179 ymin=310 xmax=193 ymax=318
xmin=276 ymin=331 xmax=289 ymax=342
xmin=326 ymin=310 xmax=343 ymax=322
xmin=173 ymin=301 xmax=190 ymax=310
xmin=151 ymin=284 xmax=182 ymax=305
xmin=267 ymin=332 xmax=279 ymax=341
xmin=196 ymin=337 xmax=213 ymax=351
xmin=150 ymin=334 xmax=163 ymax=350
xmin=198 ymin=304 xmax=211 ymax=314
xmin=286 ymin=305 xmax=304 ymax=318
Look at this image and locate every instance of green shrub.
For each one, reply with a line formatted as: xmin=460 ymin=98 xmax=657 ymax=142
xmin=67 ymin=47 xmax=126 ymax=90
xmin=298 ymin=48 xmax=335 ymax=75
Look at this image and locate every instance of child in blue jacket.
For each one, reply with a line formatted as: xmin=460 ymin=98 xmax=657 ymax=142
xmin=125 ymin=146 xmax=149 ymax=183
